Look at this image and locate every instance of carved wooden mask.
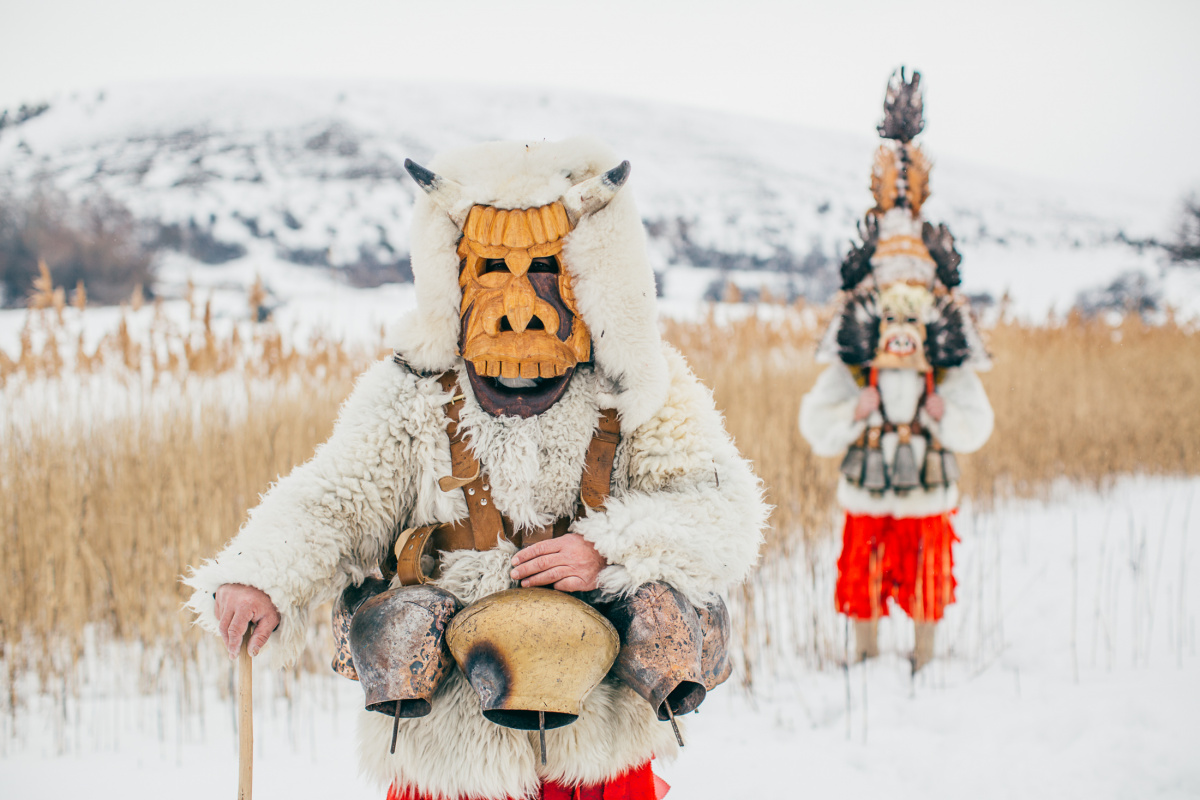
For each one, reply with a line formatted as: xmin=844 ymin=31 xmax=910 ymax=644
xmin=456 ymin=201 xmax=592 ymax=417
xmin=872 ymin=282 xmax=933 ymax=372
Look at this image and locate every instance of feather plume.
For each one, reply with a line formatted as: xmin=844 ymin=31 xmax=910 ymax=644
xmin=924 ymin=296 xmax=972 ymax=368
xmin=871 ymin=146 xmax=898 ymax=214
xmin=840 ymin=215 xmax=879 ymax=291
xmin=922 ymin=222 xmax=962 ymax=288
xmin=905 ymin=144 xmax=932 ymax=216
xmin=877 ymin=67 xmax=925 ymax=143
xmin=836 ymin=290 xmax=880 ymax=366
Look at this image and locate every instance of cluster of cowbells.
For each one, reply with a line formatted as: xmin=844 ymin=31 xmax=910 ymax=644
xmin=840 ymin=428 xmax=960 ymax=495
xmin=331 ymin=579 xmax=732 ymax=734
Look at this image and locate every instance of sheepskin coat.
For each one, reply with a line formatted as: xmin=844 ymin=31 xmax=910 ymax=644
xmin=799 ymin=362 xmax=993 ymax=518
xmin=186 ymin=344 xmax=767 ymax=799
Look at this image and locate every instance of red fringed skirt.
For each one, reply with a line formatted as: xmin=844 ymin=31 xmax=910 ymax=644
xmin=387 ymin=760 xmax=668 ymax=800
xmin=835 ymin=511 xmax=958 ymax=622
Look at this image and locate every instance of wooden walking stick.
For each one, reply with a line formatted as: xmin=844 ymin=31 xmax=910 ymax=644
xmin=238 ymin=625 xmax=254 ymax=800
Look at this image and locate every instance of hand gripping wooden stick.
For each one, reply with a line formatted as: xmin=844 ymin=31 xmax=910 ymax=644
xmin=238 ymin=625 xmax=254 ymax=800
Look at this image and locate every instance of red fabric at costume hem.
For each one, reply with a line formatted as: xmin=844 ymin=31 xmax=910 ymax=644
xmin=835 ymin=511 xmax=958 ymax=622
xmin=386 ymin=760 xmax=667 ymax=800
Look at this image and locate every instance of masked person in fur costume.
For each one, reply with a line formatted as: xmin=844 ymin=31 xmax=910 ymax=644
xmin=799 ymin=69 xmax=993 ymax=672
xmin=184 ymin=138 xmax=768 ymax=800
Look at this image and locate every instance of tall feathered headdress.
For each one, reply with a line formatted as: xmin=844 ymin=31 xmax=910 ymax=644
xmin=822 ymin=68 xmax=990 ymax=371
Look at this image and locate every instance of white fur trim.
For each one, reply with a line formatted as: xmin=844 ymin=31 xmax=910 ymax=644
xmin=798 ymin=362 xmax=867 ymax=456
xmin=452 ymin=364 xmax=606 ymax=532
xmin=183 ymin=359 xmax=435 ymax=667
xmin=575 ymin=347 xmax=768 ymax=605
xmin=393 ymin=137 xmax=668 ymax=433
xmin=878 ymin=369 xmax=924 ymax=425
xmin=922 ymin=366 xmax=994 ymax=454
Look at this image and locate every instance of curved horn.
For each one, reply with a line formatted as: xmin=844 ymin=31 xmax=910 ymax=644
xmin=404 ymin=158 xmax=471 ymax=230
xmin=562 ymin=161 xmax=631 ymax=226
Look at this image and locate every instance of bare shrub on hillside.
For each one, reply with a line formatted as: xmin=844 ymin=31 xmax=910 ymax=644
xmin=1165 ymin=192 xmax=1200 ymax=264
xmin=0 ymin=184 xmax=155 ymax=307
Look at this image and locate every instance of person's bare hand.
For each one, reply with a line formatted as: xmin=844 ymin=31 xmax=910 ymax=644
xmin=924 ymin=394 xmax=945 ymax=421
xmin=854 ymin=386 xmax=880 ymax=421
xmin=510 ymin=534 xmax=608 ymax=592
xmin=215 ymin=583 xmax=280 ymax=660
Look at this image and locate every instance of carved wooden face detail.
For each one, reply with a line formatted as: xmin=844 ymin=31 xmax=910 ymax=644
xmin=456 ymin=202 xmax=592 ymax=417
xmin=873 ymin=282 xmax=933 ymax=371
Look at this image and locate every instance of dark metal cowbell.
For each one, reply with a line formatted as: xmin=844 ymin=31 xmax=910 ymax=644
xmin=921 ymin=439 xmax=947 ymax=488
xmin=839 ymin=432 xmax=868 ymax=486
xmin=348 ymin=584 xmax=461 ymax=718
xmin=941 ymin=450 xmax=961 ymax=483
xmin=604 ymin=582 xmax=707 ymax=720
xmin=862 ymin=427 xmax=889 ymax=493
xmin=696 ymin=597 xmax=733 ymax=690
xmin=331 ymin=576 xmax=391 ymax=680
xmin=891 ymin=425 xmax=920 ymax=492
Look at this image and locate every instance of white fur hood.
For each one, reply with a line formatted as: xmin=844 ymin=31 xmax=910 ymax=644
xmin=392 ymin=137 xmax=668 ymax=434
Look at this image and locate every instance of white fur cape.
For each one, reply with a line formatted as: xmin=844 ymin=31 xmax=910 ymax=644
xmin=798 ymin=362 xmax=993 ymax=518
xmin=185 ymin=345 xmax=768 ymax=799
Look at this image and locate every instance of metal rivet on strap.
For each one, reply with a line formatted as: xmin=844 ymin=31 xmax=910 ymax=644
xmin=468 ymin=488 xmax=475 ymax=496
xmin=481 ymin=498 xmax=488 ymax=506
xmin=482 ymin=484 xmax=489 ymax=491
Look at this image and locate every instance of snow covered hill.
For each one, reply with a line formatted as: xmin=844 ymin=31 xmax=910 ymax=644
xmin=0 ymin=79 xmax=1193 ymax=322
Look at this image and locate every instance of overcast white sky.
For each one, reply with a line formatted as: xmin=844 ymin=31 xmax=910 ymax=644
xmin=2 ymin=0 xmax=1198 ymax=200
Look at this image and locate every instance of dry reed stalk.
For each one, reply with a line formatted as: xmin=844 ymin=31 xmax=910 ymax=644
xmin=0 ymin=381 xmax=353 ymax=703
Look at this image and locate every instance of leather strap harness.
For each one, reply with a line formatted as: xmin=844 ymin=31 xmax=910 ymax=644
xmin=392 ymin=372 xmax=620 ymax=585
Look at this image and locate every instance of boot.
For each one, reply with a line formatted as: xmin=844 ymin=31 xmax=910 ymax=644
xmin=852 ymin=619 xmax=880 ymax=662
xmin=911 ymin=622 xmax=936 ymax=673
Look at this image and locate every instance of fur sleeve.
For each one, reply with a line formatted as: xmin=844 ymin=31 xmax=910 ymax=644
xmin=572 ymin=347 xmax=768 ymax=606
xmin=921 ymin=367 xmax=993 ymax=454
xmin=799 ymin=362 xmax=867 ymax=457
xmin=182 ymin=359 xmax=432 ymax=667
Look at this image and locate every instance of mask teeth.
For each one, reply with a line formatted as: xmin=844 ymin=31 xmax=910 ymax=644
xmin=538 ymin=362 xmax=556 ymax=379
xmin=487 ymin=361 xmax=502 ymax=378
xmin=500 ymin=361 xmax=520 ymax=380
xmin=520 ymin=362 xmax=539 ymax=380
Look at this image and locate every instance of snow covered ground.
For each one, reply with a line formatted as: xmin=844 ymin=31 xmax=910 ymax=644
xmin=2 ymin=476 xmax=1196 ymax=799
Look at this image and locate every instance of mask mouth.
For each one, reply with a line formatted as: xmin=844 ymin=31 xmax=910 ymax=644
xmin=465 ymin=361 xmax=577 ymax=418
xmin=883 ymin=330 xmax=919 ymax=356
xmin=496 ymin=377 xmax=540 ymax=389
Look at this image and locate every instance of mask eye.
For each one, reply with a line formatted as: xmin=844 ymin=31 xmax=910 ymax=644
xmin=482 ymin=259 xmax=510 ymax=274
xmin=528 ymin=257 xmax=559 ymax=274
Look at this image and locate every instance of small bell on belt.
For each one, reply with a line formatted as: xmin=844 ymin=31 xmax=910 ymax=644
xmin=839 ymin=431 xmax=868 ymax=486
xmin=940 ymin=450 xmax=961 ymax=483
xmin=862 ymin=426 xmax=889 ymax=493
xmin=891 ymin=424 xmax=920 ymax=492
xmin=922 ymin=436 xmax=947 ymax=488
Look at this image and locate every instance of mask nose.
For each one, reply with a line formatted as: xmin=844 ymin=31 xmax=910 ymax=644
xmin=502 ymin=274 xmax=537 ymax=333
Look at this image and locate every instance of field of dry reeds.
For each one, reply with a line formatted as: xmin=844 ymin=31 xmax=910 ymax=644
xmin=2 ymin=272 xmax=1199 ymax=714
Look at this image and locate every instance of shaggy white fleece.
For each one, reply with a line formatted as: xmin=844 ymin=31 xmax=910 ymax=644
xmin=185 ymin=343 xmax=766 ymax=798
xmin=577 ymin=347 xmax=769 ymax=606
xmin=799 ymin=362 xmax=993 ymax=519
